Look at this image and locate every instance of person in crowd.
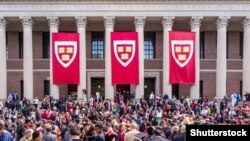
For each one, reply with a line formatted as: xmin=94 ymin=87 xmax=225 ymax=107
xmin=231 ymin=92 xmax=237 ymax=107
xmin=124 ymin=123 xmax=139 ymax=141
xmin=0 ymin=123 xmax=14 ymax=141
xmin=32 ymin=130 xmax=42 ymax=141
xmin=0 ymin=89 xmax=248 ymax=141
xmin=42 ymin=124 xmax=57 ymax=141
xmin=69 ymin=126 xmax=82 ymax=141
xmin=20 ymin=128 xmax=33 ymax=141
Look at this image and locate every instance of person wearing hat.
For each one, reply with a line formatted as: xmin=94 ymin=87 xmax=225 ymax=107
xmin=20 ymin=128 xmax=34 ymax=141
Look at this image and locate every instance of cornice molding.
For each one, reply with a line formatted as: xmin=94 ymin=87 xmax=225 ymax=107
xmin=1 ymin=2 xmax=250 ymax=17
xmin=1 ymin=0 xmax=250 ymax=2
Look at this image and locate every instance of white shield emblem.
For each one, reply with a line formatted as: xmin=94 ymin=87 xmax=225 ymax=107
xmin=54 ymin=41 xmax=77 ymax=68
xmin=114 ymin=40 xmax=136 ymax=67
xmin=171 ymin=40 xmax=194 ymax=68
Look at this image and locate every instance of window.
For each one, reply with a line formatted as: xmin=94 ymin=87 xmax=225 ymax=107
xmin=200 ymin=80 xmax=203 ymax=97
xmin=200 ymin=32 xmax=205 ymax=59
xmin=44 ymin=80 xmax=50 ymax=96
xmin=144 ymin=32 xmax=156 ymax=59
xmin=240 ymin=32 xmax=243 ymax=59
xmin=91 ymin=32 xmax=104 ymax=59
xmin=43 ymin=32 xmax=50 ymax=59
xmin=19 ymin=32 xmax=23 ymax=59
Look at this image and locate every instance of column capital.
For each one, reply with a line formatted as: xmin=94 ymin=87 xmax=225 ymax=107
xmin=162 ymin=16 xmax=174 ymax=29
xmin=47 ymin=16 xmax=60 ymax=29
xmin=243 ymin=17 xmax=250 ymax=30
xmin=0 ymin=17 xmax=7 ymax=29
xmin=216 ymin=16 xmax=230 ymax=29
xmin=190 ymin=16 xmax=203 ymax=29
xmin=20 ymin=16 xmax=33 ymax=28
xmin=103 ymin=16 xmax=115 ymax=29
xmin=75 ymin=16 xmax=87 ymax=28
xmin=134 ymin=16 xmax=146 ymax=29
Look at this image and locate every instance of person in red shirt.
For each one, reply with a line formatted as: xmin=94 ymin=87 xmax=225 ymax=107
xmin=41 ymin=109 xmax=48 ymax=120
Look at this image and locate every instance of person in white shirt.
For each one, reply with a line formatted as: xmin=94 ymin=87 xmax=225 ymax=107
xmin=231 ymin=93 xmax=237 ymax=107
xmin=89 ymin=96 xmax=93 ymax=107
xmin=229 ymin=108 xmax=236 ymax=117
xmin=7 ymin=94 xmax=12 ymax=103
xmin=96 ymin=91 xmax=100 ymax=102
xmin=0 ymin=101 xmax=3 ymax=114
xmin=149 ymin=92 xmax=154 ymax=101
xmin=200 ymin=107 xmax=208 ymax=116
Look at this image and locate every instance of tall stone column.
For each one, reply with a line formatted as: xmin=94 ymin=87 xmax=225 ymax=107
xmin=216 ymin=16 xmax=230 ymax=99
xmin=20 ymin=17 xmax=34 ymax=99
xmin=134 ymin=16 xmax=146 ymax=99
xmin=75 ymin=16 xmax=87 ymax=100
xmin=47 ymin=16 xmax=60 ymax=99
xmin=0 ymin=17 xmax=7 ymax=100
xmin=104 ymin=16 xmax=115 ymax=100
xmin=162 ymin=16 xmax=174 ymax=98
xmin=243 ymin=17 xmax=250 ymax=98
xmin=190 ymin=16 xmax=202 ymax=99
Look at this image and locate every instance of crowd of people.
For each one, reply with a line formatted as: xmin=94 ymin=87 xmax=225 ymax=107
xmin=0 ymin=91 xmax=249 ymax=141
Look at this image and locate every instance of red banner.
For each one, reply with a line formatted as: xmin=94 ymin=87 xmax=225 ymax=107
xmin=111 ymin=32 xmax=139 ymax=84
xmin=52 ymin=33 xmax=79 ymax=84
xmin=169 ymin=31 xmax=196 ymax=84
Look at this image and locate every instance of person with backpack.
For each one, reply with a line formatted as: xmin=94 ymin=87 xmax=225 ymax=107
xmin=0 ymin=123 xmax=14 ymax=141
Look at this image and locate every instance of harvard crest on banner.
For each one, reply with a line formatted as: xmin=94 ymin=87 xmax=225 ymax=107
xmin=111 ymin=32 xmax=139 ymax=84
xmin=169 ymin=31 xmax=196 ymax=84
xmin=52 ymin=33 xmax=80 ymax=84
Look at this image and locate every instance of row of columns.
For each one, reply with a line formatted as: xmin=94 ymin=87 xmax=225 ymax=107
xmin=0 ymin=16 xmax=250 ymax=100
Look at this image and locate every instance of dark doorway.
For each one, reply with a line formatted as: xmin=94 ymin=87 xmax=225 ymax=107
xmin=240 ymin=80 xmax=243 ymax=97
xmin=116 ymin=84 xmax=130 ymax=93
xmin=172 ymin=84 xmax=179 ymax=99
xmin=68 ymin=84 xmax=77 ymax=95
xmin=200 ymin=80 xmax=203 ymax=98
xmin=68 ymin=84 xmax=77 ymax=100
xmin=20 ymin=80 xmax=23 ymax=100
xmin=144 ymin=78 xmax=156 ymax=101
xmin=91 ymin=78 xmax=105 ymax=99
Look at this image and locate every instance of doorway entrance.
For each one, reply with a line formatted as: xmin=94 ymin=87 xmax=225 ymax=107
xmin=91 ymin=78 xmax=105 ymax=99
xmin=144 ymin=78 xmax=156 ymax=101
xmin=172 ymin=84 xmax=179 ymax=99
xmin=68 ymin=84 xmax=77 ymax=100
xmin=116 ymin=84 xmax=130 ymax=93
